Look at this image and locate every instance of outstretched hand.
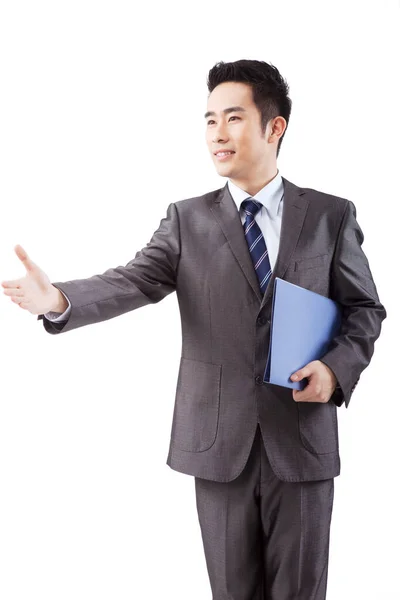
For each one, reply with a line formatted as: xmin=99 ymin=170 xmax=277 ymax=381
xmin=1 ymin=244 xmax=58 ymax=315
xmin=290 ymin=360 xmax=337 ymax=403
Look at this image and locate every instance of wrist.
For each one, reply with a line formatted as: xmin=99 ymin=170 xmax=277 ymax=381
xmin=51 ymin=286 xmax=68 ymax=313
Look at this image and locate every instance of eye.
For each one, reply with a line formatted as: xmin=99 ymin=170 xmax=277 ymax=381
xmin=207 ymin=116 xmax=240 ymax=125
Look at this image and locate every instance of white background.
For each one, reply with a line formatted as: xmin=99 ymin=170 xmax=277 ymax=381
xmin=0 ymin=1 xmax=398 ymax=598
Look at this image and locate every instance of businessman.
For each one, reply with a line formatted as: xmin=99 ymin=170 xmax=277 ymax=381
xmin=2 ymin=59 xmax=386 ymax=599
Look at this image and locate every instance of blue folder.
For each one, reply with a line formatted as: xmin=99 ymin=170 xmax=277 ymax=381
xmin=263 ymin=278 xmax=342 ymax=390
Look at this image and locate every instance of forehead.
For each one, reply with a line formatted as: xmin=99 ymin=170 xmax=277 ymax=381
xmin=206 ymin=81 xmax=254 ymax=112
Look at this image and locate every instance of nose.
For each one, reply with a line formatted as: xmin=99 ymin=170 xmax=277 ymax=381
xmin=212 ymin=121 xmax=228 ymax=144
xmin=213 ymin=132 xmax=228 ymax=144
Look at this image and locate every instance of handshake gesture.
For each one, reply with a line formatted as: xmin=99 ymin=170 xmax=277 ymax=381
xmin=2 ymin=245 xmax=337 ymax=403
xmin=1 ymin=244 xmax=67 ymax=315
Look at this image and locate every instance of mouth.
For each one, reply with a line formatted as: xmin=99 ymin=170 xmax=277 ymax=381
xmin=214 ymin=151 xmax=235 ymax=162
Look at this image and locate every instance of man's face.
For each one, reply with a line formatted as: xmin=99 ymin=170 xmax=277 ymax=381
xmin=205 ymin=81 xmax=276 ymax=187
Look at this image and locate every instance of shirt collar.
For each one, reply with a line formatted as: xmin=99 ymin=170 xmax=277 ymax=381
xmin=227 ymin=170 xmax=284 ymax=218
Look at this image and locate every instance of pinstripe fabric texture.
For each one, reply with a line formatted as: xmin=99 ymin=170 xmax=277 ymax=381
xmin=241 ymin=198 xmax=272 ymax=294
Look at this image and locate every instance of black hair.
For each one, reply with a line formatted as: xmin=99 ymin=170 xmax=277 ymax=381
xmin=206 ymin=59 xmax=292 ymax=157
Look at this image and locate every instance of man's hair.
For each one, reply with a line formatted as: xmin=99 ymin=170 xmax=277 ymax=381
xmin=206 ymin=59 xmax=292 ymax=157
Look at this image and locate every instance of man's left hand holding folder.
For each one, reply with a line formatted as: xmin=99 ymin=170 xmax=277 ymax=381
xmin=290 ymin=360 xmax=338 ymax=403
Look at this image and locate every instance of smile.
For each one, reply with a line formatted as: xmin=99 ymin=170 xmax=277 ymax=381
xmin=215 ymin=152 xmax=235 ymax=161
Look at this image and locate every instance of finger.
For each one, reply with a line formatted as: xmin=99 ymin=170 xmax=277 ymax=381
xmin=293 ymin=393 xmax=317 ymax=402
xmin=290 ymin=362 xmax=316 ymax=382
xmin=293 ymin=388 xmax=315 ymax=402
xmin=293 ymin=383 xmax=325 ymax=403
xmin=3 ymin=288 xmax=24 ymax=296
xmin=15 ymin=244 xmax=36 ymax=273
xmin=1 ymin=280 xmax=22 ymax=288
xmin=292 ymin=378 xmax=317 ymax=401
xmin=291 ymin=370 xmax=310 ymax=382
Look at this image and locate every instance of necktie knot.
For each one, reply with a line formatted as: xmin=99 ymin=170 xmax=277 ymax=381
xmin=241 ymin=198 xmax=262 ymax=218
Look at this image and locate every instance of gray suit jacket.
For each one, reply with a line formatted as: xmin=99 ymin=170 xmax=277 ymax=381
xmin=38 ymin=177 xmax=386 ymax=482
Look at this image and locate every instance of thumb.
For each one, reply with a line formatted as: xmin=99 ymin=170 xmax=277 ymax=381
xmin=14 ymin=244 xmax=37 ymax=273
xmin=291 ymin=364 xmax=313 ymax=381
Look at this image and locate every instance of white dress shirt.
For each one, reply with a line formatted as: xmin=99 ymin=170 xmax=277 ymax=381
xmin=227 ymin=170 xmax=284 ymax=271
xmin=45 ymin=171 xmax=284 ymax=322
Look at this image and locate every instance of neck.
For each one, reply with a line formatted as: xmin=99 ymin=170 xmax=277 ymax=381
xmin=229 ymin=165 xmax=279 ymax=197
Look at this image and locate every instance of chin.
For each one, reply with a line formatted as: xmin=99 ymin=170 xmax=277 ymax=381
xmin=216 ymin=165 xmax=234 ymax=176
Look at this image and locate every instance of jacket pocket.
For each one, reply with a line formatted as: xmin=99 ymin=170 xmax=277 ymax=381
xmin=294 ymin=254 xmax=329 ymax=271
xmin=170 ymin=357 xmax=222 ymax=452
xmin=297 ymin=399 xmax=338 ymax=454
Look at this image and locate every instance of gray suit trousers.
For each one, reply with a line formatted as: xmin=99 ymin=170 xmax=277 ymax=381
xmin=194 ymin=424 xmax=334 ymax=600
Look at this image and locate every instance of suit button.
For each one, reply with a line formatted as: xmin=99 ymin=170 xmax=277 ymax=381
xmin=257 ymin=316 xmax=266 ymax=325
xmin=255 ymin=375 xmax=263 ymax=385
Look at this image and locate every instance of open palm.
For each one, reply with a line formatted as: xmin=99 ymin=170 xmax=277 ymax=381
xmin=1 ymin=244 xmax=58 ymax=315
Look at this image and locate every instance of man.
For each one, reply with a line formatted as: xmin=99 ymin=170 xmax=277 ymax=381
xmin=1 ymin=59 xmax=386 ymax=599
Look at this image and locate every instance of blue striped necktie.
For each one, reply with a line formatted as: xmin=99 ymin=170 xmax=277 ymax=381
xmin=241 ymin=198 xmax=272 ymax=295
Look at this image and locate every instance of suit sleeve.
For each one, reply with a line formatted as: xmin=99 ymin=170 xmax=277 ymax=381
xmin=319 ymin=200 xmax=387 ymax=408
xmin=44 ymin=291 xmax=72 ymax=321
xmin=37 ymin=202 xmax=180 ymax=334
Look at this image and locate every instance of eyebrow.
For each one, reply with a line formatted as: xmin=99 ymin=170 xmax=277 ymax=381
xmin=204 ymin=106 xmax=247 ymax=119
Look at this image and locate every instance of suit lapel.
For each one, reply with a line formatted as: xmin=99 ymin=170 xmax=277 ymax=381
xmin=210 ymin=183 xmax=263 ymax=303
xmin=210 ymin=176 xmax=309 ymax=309
xmin=260 ymin=177 xmax=309 ymax=310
